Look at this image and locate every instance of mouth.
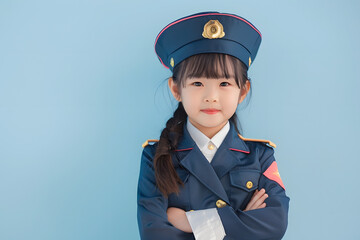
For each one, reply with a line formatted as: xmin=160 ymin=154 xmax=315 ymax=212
xmin=201 ymin=108 xmax=220 ymax=114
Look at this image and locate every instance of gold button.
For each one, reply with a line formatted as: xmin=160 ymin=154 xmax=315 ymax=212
xmin=208 ymin=143 xmax=215 ymax=150
xmin=246 ymin=181 xmax=253 ymax=189
xmin=189 ymin=210 xmax=194 ymax=212
xmin=216 ymin=199 xmax=227 ymax=208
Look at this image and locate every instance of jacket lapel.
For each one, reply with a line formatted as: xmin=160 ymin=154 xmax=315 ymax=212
xmin=174 ymin=122 xmax=230 ymax=204
xmin=211 ymin=121 xmax=251 ymax=179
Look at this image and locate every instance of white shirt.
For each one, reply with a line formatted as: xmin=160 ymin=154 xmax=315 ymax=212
xmin=186 ymin=118 xmax=230 ymax=162
xmin=185 ymin=117 xmax=228 ymax=240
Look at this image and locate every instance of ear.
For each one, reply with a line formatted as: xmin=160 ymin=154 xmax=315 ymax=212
xmin=168 ymin=77 xmax=181 ymax=102
xmin=238 ymin=80 xmax=251 ymax=104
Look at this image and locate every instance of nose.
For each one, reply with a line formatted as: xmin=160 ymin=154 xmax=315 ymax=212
xmin=204 ymin=85 xmax=219 ymax=103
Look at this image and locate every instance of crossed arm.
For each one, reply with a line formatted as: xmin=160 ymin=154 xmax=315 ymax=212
xmin=167 ymin=188 xmax=269 ymax=233
xmin=138 ymin=145 xmax=289 ymax=240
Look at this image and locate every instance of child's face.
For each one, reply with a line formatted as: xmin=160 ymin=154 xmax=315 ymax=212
xmin=169 ymin=76 xmax=249 ymax=138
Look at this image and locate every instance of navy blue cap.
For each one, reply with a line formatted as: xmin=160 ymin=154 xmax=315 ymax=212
xmin=154 ymin=11 xmax=262 ymax=72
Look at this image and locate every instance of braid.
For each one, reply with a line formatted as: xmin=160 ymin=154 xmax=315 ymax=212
xmin=154 ymin=102 xmax=187 ymax=197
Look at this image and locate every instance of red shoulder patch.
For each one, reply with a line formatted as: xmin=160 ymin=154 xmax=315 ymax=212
xmin=263 ymin=161 xmax=285 ymax=190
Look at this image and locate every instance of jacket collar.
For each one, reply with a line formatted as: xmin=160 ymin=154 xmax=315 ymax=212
xmin=174 ymin=120 xmax=250 ymax=204
xmin=176 ymin=120 xmax=250 ymax=153
xmin=186 ymin=118 xmax=230 ymax=150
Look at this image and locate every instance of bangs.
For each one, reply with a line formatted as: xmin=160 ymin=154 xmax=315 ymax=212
xmin=174 ymin=53 xmax=245 ymax=88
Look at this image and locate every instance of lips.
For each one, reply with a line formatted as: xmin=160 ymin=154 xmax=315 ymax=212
xmin=201 ymin=108 xmax=220 ymax=114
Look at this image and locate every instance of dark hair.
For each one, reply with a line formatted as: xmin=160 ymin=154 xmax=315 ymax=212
xmin=154 ymin=53 xmax=252 ymax=197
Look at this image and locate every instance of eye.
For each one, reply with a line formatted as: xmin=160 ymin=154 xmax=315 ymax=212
xmin=192 ymin=82 xmax=203 ymax=86
xmin=220 ymin=82 xmax=230 ymax=86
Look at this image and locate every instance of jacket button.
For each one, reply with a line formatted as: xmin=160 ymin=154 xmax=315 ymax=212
xmin=246 ymin=181 xmax=253 ymax=189
xmin=216 ymin=199 xmax=227 ymax=208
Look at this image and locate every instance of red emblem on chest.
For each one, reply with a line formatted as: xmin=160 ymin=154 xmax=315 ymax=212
xmin=263 ymin=161 xmax=285 ymax=190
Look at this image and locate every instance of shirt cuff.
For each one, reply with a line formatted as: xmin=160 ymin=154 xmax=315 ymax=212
xmin=185 ymin=208 xmax=226 ymax=240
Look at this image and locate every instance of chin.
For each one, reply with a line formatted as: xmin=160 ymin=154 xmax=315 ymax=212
xmin=199 ymin=121 xmax=226 ymax=128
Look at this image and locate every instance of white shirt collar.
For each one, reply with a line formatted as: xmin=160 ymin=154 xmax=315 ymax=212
xmin=186 ymin=117 xmax=230 ymax=150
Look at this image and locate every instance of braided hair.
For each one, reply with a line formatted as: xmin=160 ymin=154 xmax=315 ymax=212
xmin=154 ymin=53 xmax=251 ymax=197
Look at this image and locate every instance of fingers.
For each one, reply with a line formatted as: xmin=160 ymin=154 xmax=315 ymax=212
xmin=244 ymin=188 xmax=268 ymax=211
xmin=245 ymin=188 xmax=264 ymax=210
xmin=249 ymin=189 xmax=258 ymax=201
xmin=251 ymin=191 xmax=268 ymax=210
xmin=246 ymin=189 xmax=258 ymax=209
xmin=258 ymin=203 xmax=266 ymax=209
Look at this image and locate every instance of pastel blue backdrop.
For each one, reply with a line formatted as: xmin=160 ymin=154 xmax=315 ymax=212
xmin=1 ymin=0 xmax=359 ymax=239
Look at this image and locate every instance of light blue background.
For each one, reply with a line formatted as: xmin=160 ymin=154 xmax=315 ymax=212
xmin=1 ymin=0 xmax=359 ymax=239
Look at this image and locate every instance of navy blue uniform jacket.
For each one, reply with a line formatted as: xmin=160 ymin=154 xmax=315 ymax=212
xmin=137 ymin=121 xmax=290 ymax=240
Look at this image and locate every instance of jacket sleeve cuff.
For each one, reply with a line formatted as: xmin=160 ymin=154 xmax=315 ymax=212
xmin=185 ymin=208 xmax=226 ymax=240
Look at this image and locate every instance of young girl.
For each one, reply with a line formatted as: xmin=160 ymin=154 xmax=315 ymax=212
xmin=137 ymin=11 xmax=290 ymax=240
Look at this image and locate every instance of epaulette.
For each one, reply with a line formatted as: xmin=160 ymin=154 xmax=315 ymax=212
xmin=238 ymin=134 xmax=276 ymax=148
xmin=142 ymin=139 xmax=159 ymax=148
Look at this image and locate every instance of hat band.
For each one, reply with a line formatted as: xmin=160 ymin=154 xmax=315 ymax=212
xmin=168 ymin=38 xmax=251 ymax=71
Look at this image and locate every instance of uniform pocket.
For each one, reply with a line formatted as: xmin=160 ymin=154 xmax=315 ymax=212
xmin=229 ymin=169 xmax=260 ymax=192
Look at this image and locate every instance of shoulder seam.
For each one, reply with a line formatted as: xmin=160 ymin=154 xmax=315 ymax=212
xmin=238 ymin=134 xmax=276 ymax=148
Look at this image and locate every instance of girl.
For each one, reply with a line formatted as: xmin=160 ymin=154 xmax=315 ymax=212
xmin=137 ymin=11 xmax=290 ymax=240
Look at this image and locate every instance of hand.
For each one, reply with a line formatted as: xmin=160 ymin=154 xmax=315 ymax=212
xmin=167 ymin=207 xmax=193 ymax=233
xmin=244 ymin=188 xmax=268 ymax=211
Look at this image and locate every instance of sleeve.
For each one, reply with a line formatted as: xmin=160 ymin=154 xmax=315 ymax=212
xmin=137 ymin=146 xmax=194 ymax=240
xmin=217 ymin=146 xmax=290 ymax=240
xmin=185 ymin=208 xmax=226 ymax=240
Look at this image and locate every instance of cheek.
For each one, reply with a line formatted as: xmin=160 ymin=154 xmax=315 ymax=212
xmin=221 ymin=97 xmax=240 ymax=115
xmin=222 ymin=92 xmax=241 ymax=106
xmin=182 ymin=89 xmax=198 ymax=101
xmin=181 ymin=91 xmax=198 ymax=112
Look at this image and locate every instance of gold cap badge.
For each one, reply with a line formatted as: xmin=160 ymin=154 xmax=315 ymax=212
xmin=202 ymin=20 xmax=225 ymax=39
xmin=249 ymin=57 xmax=252 ymax=67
